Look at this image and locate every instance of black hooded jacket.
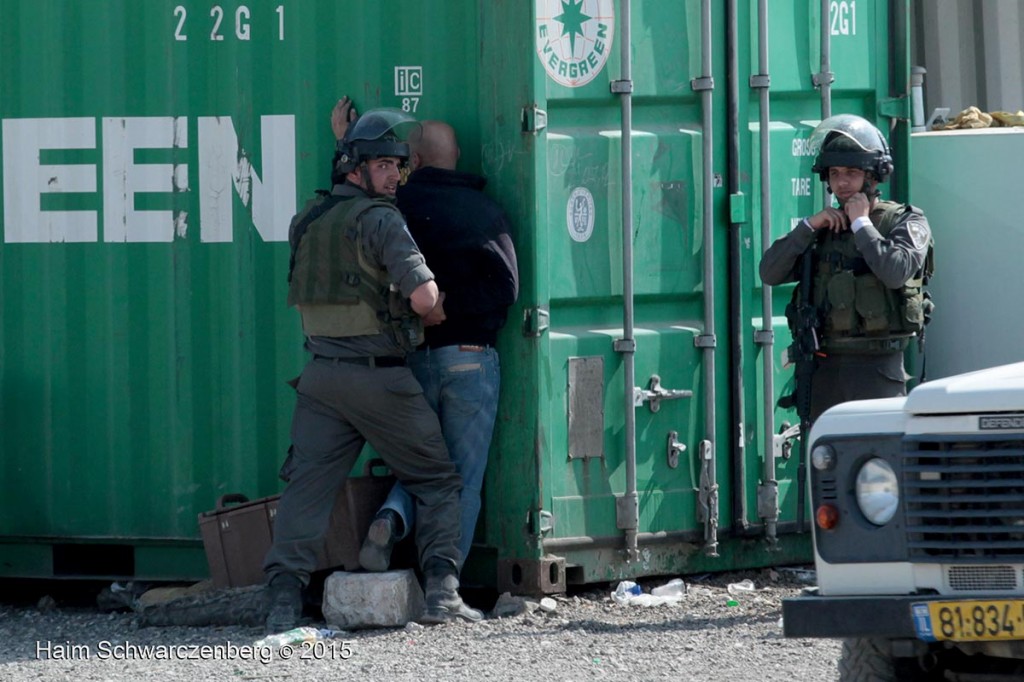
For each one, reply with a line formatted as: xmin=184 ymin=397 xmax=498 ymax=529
xmin=396 ymin=167 xmax=519 ymax=348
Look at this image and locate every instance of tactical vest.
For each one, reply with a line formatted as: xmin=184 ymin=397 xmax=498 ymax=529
xmin=809 ymin=200 xmax=933 ymax=353
xmin=287 ymin=194 xmax=423 ymax=350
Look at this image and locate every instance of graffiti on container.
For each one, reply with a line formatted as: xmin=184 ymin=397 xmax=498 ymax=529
xmin=482 ymin=138 xmax=524 ymax=175
xmin=1 ymin=116 xmax=295 ymax=243
xmin=535 ymin=0 xmax=615 ymax=88
xmin=548 ymin=144 xmax=574 ymax=177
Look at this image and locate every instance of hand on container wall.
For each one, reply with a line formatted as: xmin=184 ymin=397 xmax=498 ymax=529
xmin=332 ymin=96 xmax=358 ymax=141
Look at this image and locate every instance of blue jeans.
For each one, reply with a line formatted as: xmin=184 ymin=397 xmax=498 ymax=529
xmin=380 ymin=345 xmax=500 ymax=569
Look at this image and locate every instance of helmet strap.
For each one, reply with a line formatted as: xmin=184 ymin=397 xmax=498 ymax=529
xmin=861 ymin=176 xmax=880 ymax=200
xmin=359 ymin=162 xmax=384 ymax=199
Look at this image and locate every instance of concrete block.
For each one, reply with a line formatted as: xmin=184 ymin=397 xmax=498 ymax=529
xmin=322 ymin=570 xmax=424 ymax=629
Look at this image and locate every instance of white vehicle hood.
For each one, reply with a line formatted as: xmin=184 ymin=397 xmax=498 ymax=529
xmin=905 ymin=362 xmax=1024 ymax=415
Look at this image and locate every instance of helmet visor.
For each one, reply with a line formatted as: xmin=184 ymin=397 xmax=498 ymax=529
xmin=342 ymin=109 xmax=419 ymax=145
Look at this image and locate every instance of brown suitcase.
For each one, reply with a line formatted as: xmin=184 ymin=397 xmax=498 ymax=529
xmin=198 ymin=459 xmax=395 ymax=588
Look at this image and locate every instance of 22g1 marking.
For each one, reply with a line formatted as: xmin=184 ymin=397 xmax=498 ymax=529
xmin=830 ymin=1 xmax=857 ymax=36
xmin=174 ymin=5 xmax=286 ymax=41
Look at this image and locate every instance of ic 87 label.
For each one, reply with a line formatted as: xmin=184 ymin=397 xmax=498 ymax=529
xmin=173 ymin=5 xmax=286 ymax=41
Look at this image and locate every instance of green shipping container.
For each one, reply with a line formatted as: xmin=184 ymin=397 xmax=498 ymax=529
xmin=0 ymin=0 xmax=912 ymax=589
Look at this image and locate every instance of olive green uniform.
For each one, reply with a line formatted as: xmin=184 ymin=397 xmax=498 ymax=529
xmin=264 ymin=183 xmax=462 ymax=585
xmin=760 ymin=201 xmax=932 ymax=422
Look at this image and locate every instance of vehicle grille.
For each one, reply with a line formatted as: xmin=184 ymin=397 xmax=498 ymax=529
xmin=947 ymin=565 xmax=1018 ymax=592
xmin=904 ymin=435 xmax=1024 ymax=561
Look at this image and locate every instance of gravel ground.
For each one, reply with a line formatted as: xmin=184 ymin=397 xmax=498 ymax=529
xmin=0 ymin=568 xmax=841 ymax=682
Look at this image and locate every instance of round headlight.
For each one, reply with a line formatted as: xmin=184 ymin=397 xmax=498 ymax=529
xmin=811 ymin=444 xmax=836 ymax=471
xmin=856 ymin=458 xmax=899 ymax=525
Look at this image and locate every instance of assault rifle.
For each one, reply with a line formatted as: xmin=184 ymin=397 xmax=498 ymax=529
xmin=783 ymin=245 xmax=819 ymax=533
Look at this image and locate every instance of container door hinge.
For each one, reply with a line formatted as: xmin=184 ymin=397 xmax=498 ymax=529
xmin=613 ymin=338 xmax=635 ymax=353
xmin=694 ymin=334 xmax=716 ymax=349
xmin=610 ymin=79 xmax=633 ymax=94
xmin=522 ymin=306 xmax=550 ymax=337
xmin=522 ymin=105 xmax=548 ymax=134
xmin=878 ymin=96 xmax=911 ymax=122
xmin=529 ymin=509 xmax=555 ymax=536
xmin=690 ymin=76 xmax=714 ymax=92
xmin=749 ymin=74 xmax=770 ymax=89
xmin=615 ymin=494 xmax=638 ymax=531
xmin=753 ymin=329 xmax=774 ymax=346
xmin=812 ymin=71 xmax=834 ymax=88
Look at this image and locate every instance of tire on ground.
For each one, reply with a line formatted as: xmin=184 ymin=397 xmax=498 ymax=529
xmin=838 ymin=638 xmax=898 ymax=682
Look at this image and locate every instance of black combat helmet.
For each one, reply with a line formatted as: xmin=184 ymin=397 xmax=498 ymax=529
xmin=808 ymin=114 xmax=893 ymax=183
xmin=333 ymin=109 xmax=418 ymax=182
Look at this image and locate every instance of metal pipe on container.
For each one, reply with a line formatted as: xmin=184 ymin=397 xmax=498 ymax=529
xmin=695 ymin=0 xmax=719 ymax=557
xmin=613 ymin=0 xmax=639 ymax=562
xmin=755 ymin=0 xmax=780 ymax=547
xmin=725 ymin=0 xmax=747 ymax=536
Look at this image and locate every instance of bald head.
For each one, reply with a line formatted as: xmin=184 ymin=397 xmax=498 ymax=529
xmin=409 ymin=120 xmax=460 ymax=171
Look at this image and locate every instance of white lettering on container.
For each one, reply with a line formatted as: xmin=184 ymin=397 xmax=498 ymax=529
xmin=173 ymin=5 xmax=284 ymax=42
xmin=1 ymin=115 xmax=295 ymax=243
xmin=2 ymin=118 xmax=98 ymax=242
xmin=197 ymin=115 xmax=295 ymax=243
xmin=791 ymin=177 xmax=811 ymax=196
xmin=830 ymin=1 xmax=857 ymax=36
xmin=791 ymin=138 xmax=814 ymax=157
xmin=103 ymin=117 xmax=188 ymax=242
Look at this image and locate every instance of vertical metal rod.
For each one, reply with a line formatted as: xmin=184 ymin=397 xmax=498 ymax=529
xmin=618 ymin=0 xmax=639 ymax=561
xmin=725 ymin=0 xmax=747 ymax=535
xmin=820 ymin=0 xmax=833 ymax=120
xmin=699 ymin=0 xmax=719 ymax=556
xmin=757 ymin=0 xmax=779 ymax=546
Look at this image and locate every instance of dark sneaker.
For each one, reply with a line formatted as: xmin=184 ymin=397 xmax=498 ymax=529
xmin=421 ymin=564 xmax=484 ymax=625
xmin=264 ymin=573 xmax=303 ymax=635
xmin=359 ymin=511 xmax=399 ymax=572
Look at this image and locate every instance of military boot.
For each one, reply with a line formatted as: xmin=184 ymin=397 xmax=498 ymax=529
xmin=359 ymin=509 xmax=401 ymax=572
xmin=420 ymin=557 xmax=484 ymax=624
xmin=264 ymin=573 xmax=303 ymax=634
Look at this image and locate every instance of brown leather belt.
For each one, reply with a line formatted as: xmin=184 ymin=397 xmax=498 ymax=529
xmin=458 ymin=344 xmax=488 ymax=352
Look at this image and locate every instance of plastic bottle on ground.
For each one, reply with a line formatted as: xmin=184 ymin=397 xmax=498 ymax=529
xmin=726 ymin=579 xmax=755 ymax=596
xmin=611 ymin=580 xmax=643 ymax=604
xmin=651 ymin=578 xmax=687 ymax=598
xmin=255 ymin=626 xmax=336 ymax=650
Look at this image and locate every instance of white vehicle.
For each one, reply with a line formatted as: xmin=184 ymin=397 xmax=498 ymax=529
xmin=783 ymin=362 xmax=1024 ymax=681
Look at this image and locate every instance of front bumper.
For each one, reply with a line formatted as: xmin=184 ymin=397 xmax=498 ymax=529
xmin=782 ymin=591 xmax=1024 ymax=640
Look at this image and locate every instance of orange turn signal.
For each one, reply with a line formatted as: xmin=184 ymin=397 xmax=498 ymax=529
xmin=816 ymin=504 xmax=840 ymax=530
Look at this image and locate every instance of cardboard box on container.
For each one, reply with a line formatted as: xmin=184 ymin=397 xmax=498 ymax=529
xmin=198 ymin=461 xmax=394 ymax=588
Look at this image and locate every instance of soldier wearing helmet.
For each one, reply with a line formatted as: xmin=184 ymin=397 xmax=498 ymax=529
xmin=264 ymin=108 xmax=483 ymax=632
xmin=760 ymin=114 xmax=934 ymax=422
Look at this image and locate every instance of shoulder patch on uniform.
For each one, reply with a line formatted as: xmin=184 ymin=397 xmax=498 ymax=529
xmin=906 ymin=220 xmax=929 ymax=250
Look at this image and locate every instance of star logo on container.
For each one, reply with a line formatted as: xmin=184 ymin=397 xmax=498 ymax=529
xmin=536 ymin=0 xmax=615 ymax=88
